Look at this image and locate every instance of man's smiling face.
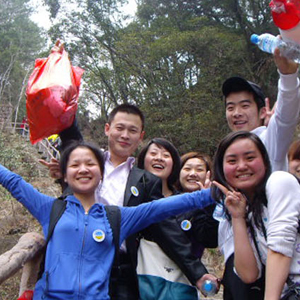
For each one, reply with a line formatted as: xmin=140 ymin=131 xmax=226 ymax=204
xmin=225 ymin=91 xmax=266 ymax=132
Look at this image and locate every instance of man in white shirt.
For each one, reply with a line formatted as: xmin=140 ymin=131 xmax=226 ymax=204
xmin=219 ymin=49 xmax=300 ymax=300
xmin=47 ymin=104 xmax=213 ymax=299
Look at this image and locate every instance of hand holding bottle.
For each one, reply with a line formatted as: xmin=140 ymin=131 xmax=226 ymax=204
xmin=200 ymin=279 xmax=218 ymax=296
xmin=273 ymin=47 xmax=299 ymax=75
xmin=196 ymin=274 xmax=220 ymax=297
xmin=251 ymin=33 xmax=300 ymax=64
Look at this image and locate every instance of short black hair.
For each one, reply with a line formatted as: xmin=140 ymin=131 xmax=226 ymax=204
xmin=60 ymin=140 xmax=105 ymax=180
xmin=222 ymin=77 xmax=266 ymax=110
xmin=108 ymin=104 xmax=145 ymax=131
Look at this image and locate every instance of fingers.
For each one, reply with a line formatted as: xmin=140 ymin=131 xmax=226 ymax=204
xmin=206 ymin=170 xmax=211 ymax=180
xmin=39 ymin=158 xmax=62 ymax=179
xmin=50 ymin=158 xmax=59 ymax=164
xmin=225 ymin=191 xmax=241 ymax=203
xmin=39 ymin=159 xmax=49 ymax=167
xmin=273 ymin=47 xmax=298 ymax=75
xmin=51 ymin=40 xmax=64 ymax=53
xmin=265 ymin=97 xmax=270 ymax=112
xmin=212 ymin=181 xmax=229 ymax=195
xmin=203 ymin=171 xmax=212 ymax=188
xmin=272 ymin=101 xmax=277 ymax=113
xmin=196 ymin=273 xmax=221 ymax=297
xmin=39 ymin=158 xmax=59 ymax=168
xmin=195 ymin=181 xmax=204 ymax=190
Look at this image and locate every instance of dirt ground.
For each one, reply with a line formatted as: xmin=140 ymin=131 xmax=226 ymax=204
xmin=202 ymin=249 xmax=224 ymax=299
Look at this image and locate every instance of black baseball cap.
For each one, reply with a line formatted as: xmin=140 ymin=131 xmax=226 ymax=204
xmin=222 ymin=77 xmax=266 ymax=109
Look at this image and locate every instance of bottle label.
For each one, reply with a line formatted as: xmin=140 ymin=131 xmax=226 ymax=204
xmin=262 ymin=36 xmax=273 ymax=53
xmin=213 ymin=203 xmax=225 ymax=221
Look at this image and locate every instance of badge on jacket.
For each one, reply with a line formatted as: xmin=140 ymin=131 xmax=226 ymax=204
xmin=131 ymin=186 xmax=139 ymax=197
xmin=93 ymin=229 xmax=105 ymax=242
xmin=181 ymin=220 xmax=192 ymax=231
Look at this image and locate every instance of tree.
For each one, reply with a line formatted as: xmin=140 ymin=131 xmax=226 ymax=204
xmin=44 ymin=0 xmax=282 ymax=154
xmin=0 ymin=0 xmax=44 ymax=122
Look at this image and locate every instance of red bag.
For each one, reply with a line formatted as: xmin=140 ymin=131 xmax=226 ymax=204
xmin=17 ymin=290 xmax=34 ymax=300
xmin=26 ymin=44 xmax=84 ymax=144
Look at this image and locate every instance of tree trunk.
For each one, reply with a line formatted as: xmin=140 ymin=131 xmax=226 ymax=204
xmin=0 ymin=232 xmax=45 ymax=286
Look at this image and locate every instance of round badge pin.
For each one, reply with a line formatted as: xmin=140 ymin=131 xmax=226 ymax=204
xmin=181 ymin=220 xmax=192 ymax=231
xmin=93 ymin=229 xmax=105 ymax=242
xmin=131 ymin=186 xmax=139 ymax=197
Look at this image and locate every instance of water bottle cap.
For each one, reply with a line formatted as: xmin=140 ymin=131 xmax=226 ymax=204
xmin=250 ymin=34 xmax=259 ymax=45
xmin=204 ymin=282 xmax=213 ymax=292
xmin=270 ymin=0 xmax=300 ymax=30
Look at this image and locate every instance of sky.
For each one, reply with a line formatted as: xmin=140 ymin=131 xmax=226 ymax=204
xmin=28 ymin=0 xmax=138 ymax=120
xmin=29 ymin=0 xmax=138 ymax=29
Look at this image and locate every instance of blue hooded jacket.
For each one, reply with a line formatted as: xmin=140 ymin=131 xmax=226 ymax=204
xmin=0 ymin=164 xmax=214 ymax=299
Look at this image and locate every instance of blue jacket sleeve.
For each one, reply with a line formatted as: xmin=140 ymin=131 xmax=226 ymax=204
xmin=0 ymin=164 xmax=54 ymax=226
xmin=119 ymin=188 xmax=214 ymax=242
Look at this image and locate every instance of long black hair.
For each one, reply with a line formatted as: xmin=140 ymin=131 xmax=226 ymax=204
xmin=211 ymin=131 xmax=272 ymax=228
xmin=138 ymin=138 xmax=181 ymax=191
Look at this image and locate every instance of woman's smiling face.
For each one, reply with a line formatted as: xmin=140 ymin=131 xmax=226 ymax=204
xmin=65 ymin=147 xmax=102 ymax=197
xmin=179 ymin=158 xmax=208 ymax=192
xmin=223 ymin=138 xmax=266 ymax=197
xmin=144 ymin=143 xmax=173 ymax=181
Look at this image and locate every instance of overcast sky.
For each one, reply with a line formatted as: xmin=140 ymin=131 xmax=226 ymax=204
xmin=29 ymin=0 xmax=138 ymax=29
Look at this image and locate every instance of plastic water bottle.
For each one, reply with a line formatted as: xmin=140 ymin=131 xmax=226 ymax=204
xmin=250 ymin=33 xmax=300 ymax=63
xmin=213 ymin=203 xmax=225 ymax=222
xmin=201 ymin=280 xmax=217 ymax=296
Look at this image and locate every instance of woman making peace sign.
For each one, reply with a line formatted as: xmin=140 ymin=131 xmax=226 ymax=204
xmin=212 ymin=131 xmax=300 ymax=300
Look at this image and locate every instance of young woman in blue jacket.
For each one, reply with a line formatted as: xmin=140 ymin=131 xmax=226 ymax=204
xmin=0 ymin=140 xmax=214 ymax=300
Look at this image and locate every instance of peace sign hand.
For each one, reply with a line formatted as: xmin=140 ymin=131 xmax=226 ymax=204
xmin=212 ymin=181 xmax=247 ymax=219
xmin=195 ymin=171 xmax=212 ymax=190
xmin=263 ymin=97 xmax=276 ymax=127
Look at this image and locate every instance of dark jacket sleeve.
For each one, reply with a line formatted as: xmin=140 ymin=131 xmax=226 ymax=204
xmin=141 ymin=172 xmax=209 ymax=285
xmin=59 ymin=118 xmax=83 ymax=150
xmin=189 ymin=204 xmax=219 ymax=249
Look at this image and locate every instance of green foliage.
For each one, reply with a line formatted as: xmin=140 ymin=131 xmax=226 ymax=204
xmin=0 ymin=0 xmax=44 ymax=122
xmin=0 ymin=132 xmax=40 ymax=179
xmin=44 ymin=0 xmax=285 ymax=155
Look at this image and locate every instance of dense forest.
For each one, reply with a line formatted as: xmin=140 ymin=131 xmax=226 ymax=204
xmin=1 ymin=0 xmax=287 ymax=156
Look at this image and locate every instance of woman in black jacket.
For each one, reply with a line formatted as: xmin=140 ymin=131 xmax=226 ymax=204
xmin=137 ymin=138 xmax=220 ymax=299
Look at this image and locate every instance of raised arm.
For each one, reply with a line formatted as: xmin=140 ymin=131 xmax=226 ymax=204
xmin=0 ymin=164 xmax=54 ymax=225
xmin=39 ymin=118 xmax=83 ymax=182
xmin=120 ymin=189 xmax=214 ymax=242
xmin=264 ymin=49 xmax=300 ymax=171
xmin=59 ymin=117 xmax=83 ymax=150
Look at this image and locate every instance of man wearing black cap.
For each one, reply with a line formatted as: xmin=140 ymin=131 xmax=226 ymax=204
xmin=222 ymin=51 xmax=299 ymax=172
xmin=222 ymin=77 xmax=267 ymax=132
xmin=218 ymin=49 xmax=300 ymax=300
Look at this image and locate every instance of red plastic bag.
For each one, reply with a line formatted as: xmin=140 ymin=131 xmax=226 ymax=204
xmin=26 ymin=42 xmax=84 ymax=144
xmin=17 ymin=290 xmax=34 ymax=300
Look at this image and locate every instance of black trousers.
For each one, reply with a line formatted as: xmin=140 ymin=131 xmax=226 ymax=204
xmin=222 ymin=253 xmax=265 ymax=300
xmin=109 ymin=253 xmax=140 ymax=300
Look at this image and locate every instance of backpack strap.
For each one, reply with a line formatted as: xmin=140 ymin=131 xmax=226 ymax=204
xmin=38 ymin=196 xmax=67 ymax=279
xmin=104 ymin=205 xmax=121 ymax=268
xmin=46 ymin=196 xmax=67 ymax=243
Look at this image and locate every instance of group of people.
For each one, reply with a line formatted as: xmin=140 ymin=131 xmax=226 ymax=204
xmin=2 ymin=43 xmax=300 ymax=300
